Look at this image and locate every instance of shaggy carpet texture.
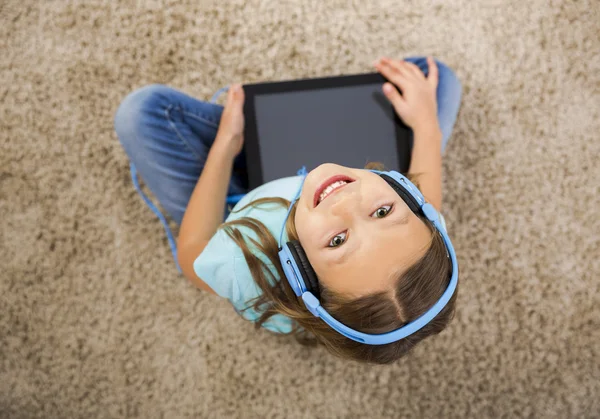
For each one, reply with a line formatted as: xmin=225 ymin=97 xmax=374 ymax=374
xmin=1 ymin=0 xmax=599 ymax=418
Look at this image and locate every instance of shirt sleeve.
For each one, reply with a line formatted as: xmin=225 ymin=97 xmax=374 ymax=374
xmin=193 ymin=229 xmax=242 ymax=302
xmin=193 ymin=227 xmax=295 ymax=334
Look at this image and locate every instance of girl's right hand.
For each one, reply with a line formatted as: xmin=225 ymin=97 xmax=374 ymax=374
xmin=374 ymin=57 xmax=440 ymax=135
xmin=213 ymin=84 xmax=245 ymax=159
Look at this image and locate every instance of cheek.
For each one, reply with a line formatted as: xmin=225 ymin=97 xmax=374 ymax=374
xmin=294 ymin=207 xmax=310 ymax=243
xmin=294 ymin=208 xmax=321 ymax=248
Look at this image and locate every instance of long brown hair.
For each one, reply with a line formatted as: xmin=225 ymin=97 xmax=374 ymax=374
xmin=219 ymin=165 xmax=458 ymax=364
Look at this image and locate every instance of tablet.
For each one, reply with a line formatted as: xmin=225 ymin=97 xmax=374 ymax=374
xmin=242 ymin=73 xmax=413 ymax=189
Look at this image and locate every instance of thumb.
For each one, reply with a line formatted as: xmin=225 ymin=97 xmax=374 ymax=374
xmin=226 ymin=84 xmax=245 ymax=109
xmin=427 ymin=57 xmax=439 ymax=89
xmin=383 ymin=82 xmax=408 ymax=118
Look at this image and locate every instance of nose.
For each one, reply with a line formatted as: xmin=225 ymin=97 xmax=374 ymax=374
xmin=329 ymin=186 xmax=362 ymax=220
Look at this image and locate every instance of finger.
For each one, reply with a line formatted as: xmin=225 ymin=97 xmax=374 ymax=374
xmin=382 ymin=82 xmax=408 ymax=115
xmin=375 ymin=59 xmax=411 ymax=91
xmin=382 ymin=57 xmax=417 ymax=81
xmin=426 ymin=57 xmax=439 ymax=89
xmin=402 ymin=60 xmax=426 ymax=80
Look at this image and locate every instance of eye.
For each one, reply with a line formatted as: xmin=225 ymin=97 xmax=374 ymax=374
xmin=371 ymin=204 xmax=393 ymax=218
xmin=328 ymin=231 xmax=347 ymax=248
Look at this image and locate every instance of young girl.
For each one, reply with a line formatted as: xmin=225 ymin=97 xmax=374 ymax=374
xmin=115 ymin=56 xmax=462 ymax=364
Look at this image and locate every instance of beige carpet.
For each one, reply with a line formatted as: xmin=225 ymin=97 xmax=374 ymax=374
xmin=1 ymin=0 xmax=599 ymax=417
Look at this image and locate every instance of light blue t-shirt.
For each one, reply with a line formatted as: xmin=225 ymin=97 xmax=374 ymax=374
xmin=193 ymin=175 xmax=448 ymax=335
xmin=193 ymin=176 xmax=303 ymax=333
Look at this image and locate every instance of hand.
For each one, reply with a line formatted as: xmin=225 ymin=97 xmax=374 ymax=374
xmin=214 ymin=83 xmax=245 ymax=158
xmin=374 ymin=57 xmax=440 ymax=135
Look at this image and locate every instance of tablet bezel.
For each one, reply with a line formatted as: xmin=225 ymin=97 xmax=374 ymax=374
xmin=242 ymin=72 xmax=413 ymax=189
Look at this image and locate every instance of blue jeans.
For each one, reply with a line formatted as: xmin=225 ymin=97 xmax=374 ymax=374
xmin=114 ymin=57 xmax=462 ymax=270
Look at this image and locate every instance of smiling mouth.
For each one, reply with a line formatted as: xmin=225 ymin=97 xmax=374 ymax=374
xmin=314 ymin=175 xmax=355 ymax=207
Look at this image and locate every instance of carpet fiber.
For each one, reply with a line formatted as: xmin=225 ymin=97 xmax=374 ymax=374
xmin=1 ymin=0 xmax=599 ymax=418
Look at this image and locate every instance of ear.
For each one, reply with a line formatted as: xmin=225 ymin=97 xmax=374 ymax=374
xmin=379 ymin=173 xmax=421 ymax=212
xmin=286 ymin=240 xmax=320 ymax=298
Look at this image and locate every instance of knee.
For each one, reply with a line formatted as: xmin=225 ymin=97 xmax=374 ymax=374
xmin=113 ymin=84 xmax=170 ymax=141
xmin=434 ymin=60 xmax=462 ymax=97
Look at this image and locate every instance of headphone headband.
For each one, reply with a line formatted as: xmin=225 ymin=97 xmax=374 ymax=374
xmin=277 ymin=169 xmax=459 ymax=345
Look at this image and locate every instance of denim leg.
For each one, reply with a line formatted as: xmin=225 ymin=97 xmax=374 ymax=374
xmin=404 ymin=57 xmax=462 ymax=153
xmin=114 ymin=84 xmax=248 ymax=226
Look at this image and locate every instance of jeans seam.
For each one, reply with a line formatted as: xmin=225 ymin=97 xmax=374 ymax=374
xmin=182 ymin=110 xmax=220 ymax=129
xmin=164 ymin=104 xmax=203 ymax=161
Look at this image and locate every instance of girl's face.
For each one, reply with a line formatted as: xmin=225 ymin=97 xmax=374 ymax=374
xmin=294 ymin=163 xmax=432 ymax=298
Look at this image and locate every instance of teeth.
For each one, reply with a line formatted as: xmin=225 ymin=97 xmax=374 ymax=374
xmin=319 ymin=181 xmax=347 ymax=203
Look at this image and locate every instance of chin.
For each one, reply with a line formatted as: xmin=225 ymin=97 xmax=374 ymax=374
xmin=311 ymin=163 xmax=341 ymax=175
xmin=311 ymin=163 xmax=353 ymax=180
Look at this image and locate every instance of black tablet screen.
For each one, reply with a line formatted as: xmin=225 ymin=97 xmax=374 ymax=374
xmin=252 ymin=83 xmax=407 ymax=183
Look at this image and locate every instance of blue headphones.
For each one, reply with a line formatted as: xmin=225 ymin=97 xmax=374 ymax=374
xmin=277 ymin=169 xmax=459 ymax=345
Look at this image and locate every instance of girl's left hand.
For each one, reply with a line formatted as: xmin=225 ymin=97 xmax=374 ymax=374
xmin=374 ymin=57 xmax=440 ymax=135
xmin=214 ymin=84 xmax=245 ymax=159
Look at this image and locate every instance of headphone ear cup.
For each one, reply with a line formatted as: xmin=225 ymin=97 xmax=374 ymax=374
xmin=379 ymin=173 xmax=421 ymax=213
xmin=286 ymin=240 xmax=320 ymax=298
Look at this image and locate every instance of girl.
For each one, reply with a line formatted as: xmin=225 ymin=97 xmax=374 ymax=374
xmin=115 ymin=56 xmax=462 ymax=364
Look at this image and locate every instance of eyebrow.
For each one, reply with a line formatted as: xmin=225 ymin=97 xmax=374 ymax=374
xmin=332 ymin=213 xmax=410 ymax=265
